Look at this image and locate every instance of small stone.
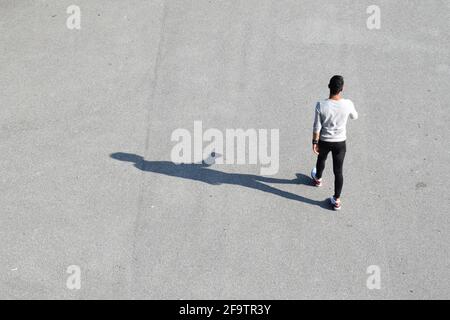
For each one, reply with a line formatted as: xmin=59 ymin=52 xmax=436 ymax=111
xmin=415 ymin=182 xmax=427 ymax=190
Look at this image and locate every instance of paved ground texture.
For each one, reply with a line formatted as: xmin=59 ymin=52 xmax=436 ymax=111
xmin=1 ymin=0 xmax=449 ymax=299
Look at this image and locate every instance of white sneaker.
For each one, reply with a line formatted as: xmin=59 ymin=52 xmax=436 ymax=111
xmin=310 ymin=168 xmax=322 ymax=187
xmin=329 ymin=197 xmax=342 ymax=211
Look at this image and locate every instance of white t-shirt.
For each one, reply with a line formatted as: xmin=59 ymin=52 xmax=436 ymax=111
xmin=313 ymin=99 xmax=358 ymax=142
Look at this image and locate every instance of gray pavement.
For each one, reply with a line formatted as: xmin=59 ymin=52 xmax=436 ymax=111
xmin=0 ymin=0 xmax=449 ymax=299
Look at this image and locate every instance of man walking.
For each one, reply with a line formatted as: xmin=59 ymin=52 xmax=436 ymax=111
xmin=311 ymin=75 xmax=358 ymax=211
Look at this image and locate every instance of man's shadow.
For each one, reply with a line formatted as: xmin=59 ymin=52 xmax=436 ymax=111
xmin=110 ymin=152 xmax=332 ymax=209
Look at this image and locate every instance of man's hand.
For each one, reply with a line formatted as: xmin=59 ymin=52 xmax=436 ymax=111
xmin=313 ymin=144 xmax=320 ymax=155
xmin=312 ymin=132 xmax=320 ymax=155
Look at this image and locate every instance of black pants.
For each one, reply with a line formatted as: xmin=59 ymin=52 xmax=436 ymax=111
xmin=315 ymin=140 xmax=346 ymax=199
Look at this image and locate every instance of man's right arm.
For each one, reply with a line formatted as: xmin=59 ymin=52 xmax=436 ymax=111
xmin=349 ymin=101 xmax=358 ymax=120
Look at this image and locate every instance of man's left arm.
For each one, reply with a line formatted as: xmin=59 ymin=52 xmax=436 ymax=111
xmin=312 ymin=103 xmax=321 ymax=155
xmin=312 ymin=132 xmax=320 ymax=155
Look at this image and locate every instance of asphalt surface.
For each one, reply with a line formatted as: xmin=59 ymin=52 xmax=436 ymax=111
xmin=0 ymin=0 xmax=449 ymax=299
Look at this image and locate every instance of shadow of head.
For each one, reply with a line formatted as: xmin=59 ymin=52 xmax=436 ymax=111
xmin=110 ymin=152 xmax=223 ymax=166
xmin=111 ymin=152 xmax=143 ymax=164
